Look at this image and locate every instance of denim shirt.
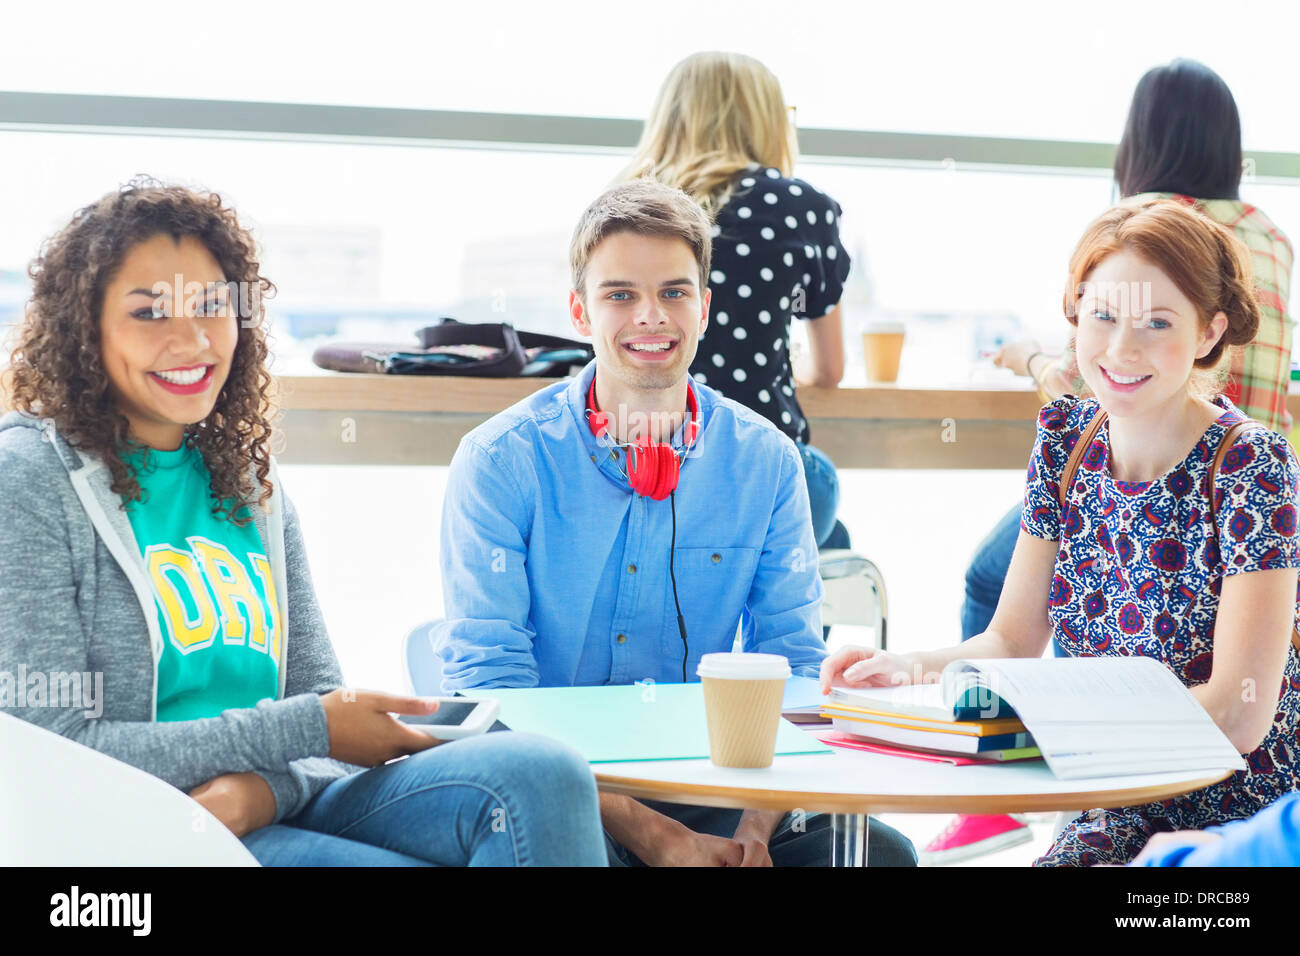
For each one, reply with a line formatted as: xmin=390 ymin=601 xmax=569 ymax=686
xmin=435 ymin=361 xmax=826 ymax=690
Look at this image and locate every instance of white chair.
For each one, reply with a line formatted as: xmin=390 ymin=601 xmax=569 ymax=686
xmin=404 ymin=620 xmax=445 ymax=695
xmin=819 ymin=549 xmax=888 ymax=649
xmin=0 ymin=710 xmax=258 ymax=866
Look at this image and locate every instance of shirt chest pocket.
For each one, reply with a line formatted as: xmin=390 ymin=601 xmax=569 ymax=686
xmin=666 ymin=547 xmax=761 ymax=643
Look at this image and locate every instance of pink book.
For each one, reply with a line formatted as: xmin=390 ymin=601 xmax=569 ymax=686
xmin=816 ymin=732 xmax=1040 ymax=765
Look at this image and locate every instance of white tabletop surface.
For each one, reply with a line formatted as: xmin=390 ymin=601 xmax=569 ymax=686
xmin=593 ymin=745 xmax=1233 ymax=815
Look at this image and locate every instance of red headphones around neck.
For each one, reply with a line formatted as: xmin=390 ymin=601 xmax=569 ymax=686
xmin=586 ymin=376 xmax=700 ymax=500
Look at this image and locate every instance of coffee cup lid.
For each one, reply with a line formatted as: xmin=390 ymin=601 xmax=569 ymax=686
xmin=696 ymin=652 xmax=791 ymax=680
xmin=863 ymin=320 xmax=906 ymax=333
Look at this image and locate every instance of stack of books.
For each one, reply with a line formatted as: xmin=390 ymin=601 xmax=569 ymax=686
xmin=822 ymin=658 xmax=1250 ymax=779
xmin=822 ymin=682 xmax=1041 ymax=762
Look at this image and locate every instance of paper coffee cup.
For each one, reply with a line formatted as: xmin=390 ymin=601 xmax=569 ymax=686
xmin=697 ymin=653 xmax=791 ymax=768
xmin=862 ymin=321 xmax=905 ymax=383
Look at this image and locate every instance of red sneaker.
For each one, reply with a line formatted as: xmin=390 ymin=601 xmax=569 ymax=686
xmin=919 ymin=814 xmax=1032 ymax=865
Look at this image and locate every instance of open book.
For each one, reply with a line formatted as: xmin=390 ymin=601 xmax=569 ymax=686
xmin=834 ymin=657 xmax=1247 ymax=780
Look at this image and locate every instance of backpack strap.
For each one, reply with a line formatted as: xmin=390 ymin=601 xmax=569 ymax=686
xmin=1057 ymin=408 xmax=1108 ymax=512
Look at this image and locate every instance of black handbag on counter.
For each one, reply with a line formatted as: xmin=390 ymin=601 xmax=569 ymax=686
xmin=312 ymin=318 xmax=594 ymax=377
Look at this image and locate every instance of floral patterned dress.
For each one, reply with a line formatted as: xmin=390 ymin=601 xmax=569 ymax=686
xmin=1021 ymin=395 xmax=1300 ymax=866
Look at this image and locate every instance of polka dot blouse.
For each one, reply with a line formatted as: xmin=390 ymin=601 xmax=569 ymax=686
xmin=688 ymin=165 xmax=851 ymax=444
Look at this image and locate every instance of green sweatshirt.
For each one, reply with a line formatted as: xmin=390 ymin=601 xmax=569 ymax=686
xmin=124 ymin=444 xmax=280 ymax=721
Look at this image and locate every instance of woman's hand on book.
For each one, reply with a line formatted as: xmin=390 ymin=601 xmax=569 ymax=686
xmin=819 ymin=646 xmax=918 ymax=694
xmin=321 ymin=689 xmax=442 ymax=766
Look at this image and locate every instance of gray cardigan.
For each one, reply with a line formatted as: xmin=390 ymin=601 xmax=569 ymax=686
xmin=0 ymin=411 xmax=357 ymax=823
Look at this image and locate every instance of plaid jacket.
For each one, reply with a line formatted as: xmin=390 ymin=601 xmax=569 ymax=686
xmin=1057 ymin=193 xmax=1295 ymax=431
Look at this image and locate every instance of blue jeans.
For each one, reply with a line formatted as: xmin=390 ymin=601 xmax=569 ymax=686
xmin=605 ymin=800 xmax=917 ymax=866
xmin=800 ymin=443 xmax=850 ymax=550
xmin=241 ymin=731 xmax=607 ymax=866
xmin=961 ymin=502 xmax=1064 ymax=657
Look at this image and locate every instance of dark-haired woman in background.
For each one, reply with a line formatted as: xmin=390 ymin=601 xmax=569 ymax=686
xmin=929 ymin=58 xmax=1294 ymax=865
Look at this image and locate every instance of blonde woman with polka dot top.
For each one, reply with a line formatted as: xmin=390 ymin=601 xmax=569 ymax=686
xmin=621 ymin=52 xmax=852 ymax=548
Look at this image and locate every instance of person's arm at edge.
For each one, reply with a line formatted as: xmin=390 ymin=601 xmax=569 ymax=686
xmin=1030 ymin=352 xmax=1075 ymax=402
xmin=1133 ymin=792 xmax=1300 ymax=866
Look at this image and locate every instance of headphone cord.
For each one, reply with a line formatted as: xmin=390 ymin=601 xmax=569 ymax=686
xmin=669 ymin=489 xmax=688 ymax=683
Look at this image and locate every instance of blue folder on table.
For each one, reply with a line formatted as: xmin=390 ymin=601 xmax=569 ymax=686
xmin=462 ymin=681 xmax=832 ymax=763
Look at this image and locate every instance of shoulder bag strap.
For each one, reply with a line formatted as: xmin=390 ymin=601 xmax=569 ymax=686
xmin=1206 ymin=421 xmax=1254 ymax=527
xmin=1057 ymin=409 xmax=1108 ymax=512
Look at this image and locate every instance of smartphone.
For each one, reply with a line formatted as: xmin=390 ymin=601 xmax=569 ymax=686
xmin=398 ymin=697 xmax=500 ymax=739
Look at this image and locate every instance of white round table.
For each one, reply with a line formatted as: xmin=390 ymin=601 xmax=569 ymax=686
xmin=594 ymin=746 xmax=1232 ymax=865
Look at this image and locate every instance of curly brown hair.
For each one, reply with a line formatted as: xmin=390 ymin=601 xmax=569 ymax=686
xmin=7 ymin=178 xmax=276 ymax=524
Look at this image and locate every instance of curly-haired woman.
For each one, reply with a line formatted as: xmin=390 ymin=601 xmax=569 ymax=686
xmin=0 ymin=180 xmax=607 ymax=866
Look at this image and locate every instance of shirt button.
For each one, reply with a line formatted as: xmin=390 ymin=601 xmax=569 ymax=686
xmin=711 ymin=553 xmax=722 ymax=564
xmin=616 ymin=633 xmax=627 ymax=644
xmin=610 ymin=451 xmax=618 ymax=461
xmin=627 ymin=564 xmax=637 ymax=574
xmin=589 ymin=454 xmax=596 ymax=463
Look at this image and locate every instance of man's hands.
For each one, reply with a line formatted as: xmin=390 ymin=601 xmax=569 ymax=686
xmin=654 ymin=828 xmax=748 ymax=866
xmin=648 ymin=812 xmax=776 ymax=866
xmin=731 ymin=809 xmax=780 ymax=866
xmin=321 ymin=689 xmax=443 ymax=766
xmin=188 ymin=772 xmax=277 ymax=838
xmin=600 ymin=793 xmax=779 ymax=866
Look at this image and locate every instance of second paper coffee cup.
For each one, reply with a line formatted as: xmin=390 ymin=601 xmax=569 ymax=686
xmin=697 ymin=652 xmax=791 ymax=768
xmin=862 ymin=320 xmax=906 ymax=383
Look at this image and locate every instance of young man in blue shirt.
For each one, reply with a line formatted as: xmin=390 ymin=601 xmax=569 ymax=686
xmin=435 ymin=180 xmax=915 ymax=867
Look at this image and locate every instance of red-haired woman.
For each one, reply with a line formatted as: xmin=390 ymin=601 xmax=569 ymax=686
xmin=821 ymin=198 xmax=1300 ymax=866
